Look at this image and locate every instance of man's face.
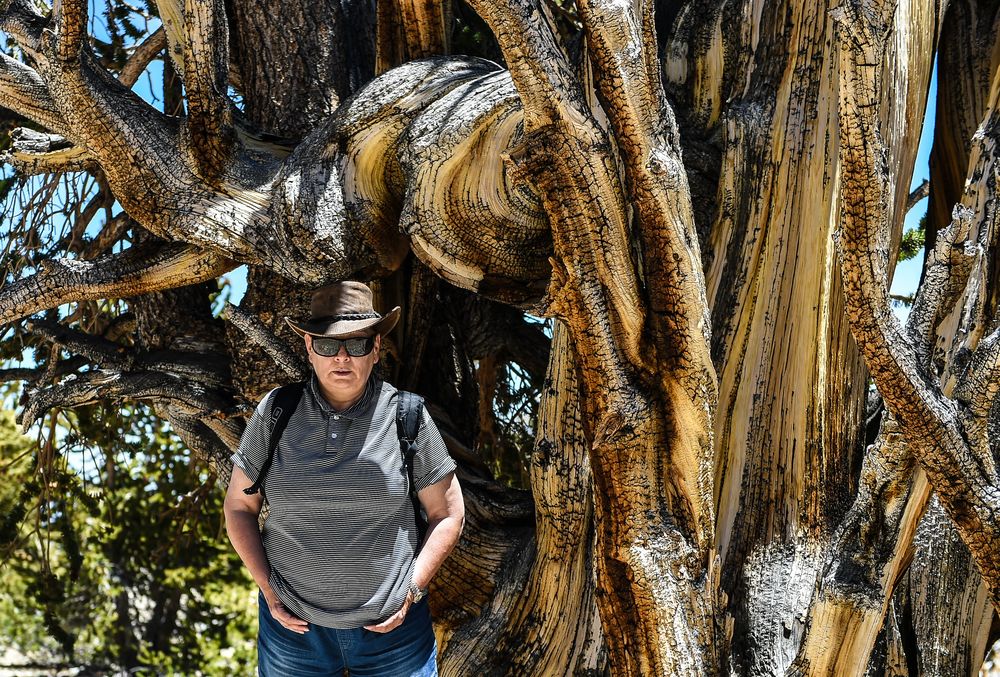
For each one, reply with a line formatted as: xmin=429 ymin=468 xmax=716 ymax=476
xmin=305 ymin=332 xmax=380 ymax=400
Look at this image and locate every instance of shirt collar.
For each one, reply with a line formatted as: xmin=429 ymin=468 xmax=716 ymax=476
xmin=307 ymin=372 xmax=381 ymax=419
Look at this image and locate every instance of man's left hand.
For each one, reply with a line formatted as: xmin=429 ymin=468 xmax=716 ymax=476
xmin=364 ymin=593 xmax=413 ymax=633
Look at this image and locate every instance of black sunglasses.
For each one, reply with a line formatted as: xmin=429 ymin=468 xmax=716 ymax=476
xmin=311 ymin=336 xmax=376 ymax=357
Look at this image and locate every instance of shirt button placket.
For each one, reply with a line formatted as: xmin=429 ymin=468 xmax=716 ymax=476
xmin=327 ymin=417 xmax=338 ymax=453
xmin=329 ymin=416 xmax=345 ymax=453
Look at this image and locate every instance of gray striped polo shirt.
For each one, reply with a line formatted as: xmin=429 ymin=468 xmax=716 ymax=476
xmin=231 ymin=374 xmax=457 ymax=628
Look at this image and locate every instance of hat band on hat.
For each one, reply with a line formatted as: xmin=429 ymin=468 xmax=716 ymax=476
xmin=311 ymin=312 xmax=381 ymax=322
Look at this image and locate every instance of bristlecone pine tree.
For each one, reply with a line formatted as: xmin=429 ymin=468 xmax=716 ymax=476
xmin=1 ymin=0 xmax=998 ymax=673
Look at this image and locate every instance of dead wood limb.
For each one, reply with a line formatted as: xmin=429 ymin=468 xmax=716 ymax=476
xmin=224 ymin=302 xmax=308 ymax=381
xmin=0 ymin=243 xmax=235 ymax=325
xmin=119 ymin=28 xmax=168 ymax=88
xmin=180 ymin=0 xmax=236 ymax=180
xmin=907 ymin=178 xmax=929 ymax=213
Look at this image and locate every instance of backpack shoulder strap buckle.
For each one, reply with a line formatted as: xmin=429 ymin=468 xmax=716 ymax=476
xmin=243 ymin=381 xmax=306 ymax=496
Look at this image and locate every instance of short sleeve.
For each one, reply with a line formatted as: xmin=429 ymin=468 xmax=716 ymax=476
xmin=412 ymin=406 xmax=457 ymax=491
xmin=231 ymin=388 xmax=279 ymax=484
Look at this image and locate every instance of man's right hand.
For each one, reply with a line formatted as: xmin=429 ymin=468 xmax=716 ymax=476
xmin=265 ymin=593 xmax=310 ymax=634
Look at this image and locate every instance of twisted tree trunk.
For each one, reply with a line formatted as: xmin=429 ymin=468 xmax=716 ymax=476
xmin=2 ymin=0 xmax=999 ymax=674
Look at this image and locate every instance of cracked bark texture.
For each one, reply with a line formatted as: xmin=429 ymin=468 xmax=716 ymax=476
xmin=3 ymin=0 xmax=1000 ymax=674
xmin=665 ymin=0 xmax=938 ymax=672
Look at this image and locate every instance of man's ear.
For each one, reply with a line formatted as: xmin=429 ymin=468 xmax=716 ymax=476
xmin=304 ymin=334 xmax=312 ymax=353
xmin=374 ymin=334 xmax=381 ymax=363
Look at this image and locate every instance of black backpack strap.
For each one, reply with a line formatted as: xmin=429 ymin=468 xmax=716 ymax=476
xmin=396 ymin=390 xmax=428 ymax=543
xmin=244 ymin=382 xmax=306 ymax=497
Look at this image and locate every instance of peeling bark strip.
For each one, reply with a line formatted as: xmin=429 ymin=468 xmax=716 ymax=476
xmin=833 ymin=0 xmax=1000 ymax=610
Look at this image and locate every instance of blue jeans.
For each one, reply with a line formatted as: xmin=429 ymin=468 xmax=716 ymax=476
xmin=257 ymin=593 xmax=438 ymax=677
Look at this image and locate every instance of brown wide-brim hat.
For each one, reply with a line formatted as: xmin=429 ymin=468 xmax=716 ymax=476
xmin=285 ymin=281 xmax=401 ymax=339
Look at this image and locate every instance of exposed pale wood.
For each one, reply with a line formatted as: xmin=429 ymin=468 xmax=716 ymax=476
xmin=792 ymin=421 xmax=928 ymax=675
xmin=438 ymin=322 xmax=605 ymax=675
xmin=792 ymin=177 xmax=991 ymax=674
xmin=398 ymin=0 xmax=449 ymax=58
xmin=399 ymin=68 xmax=551 ymax=306
xmin=689 ymin=0 xmax=890 ymax=670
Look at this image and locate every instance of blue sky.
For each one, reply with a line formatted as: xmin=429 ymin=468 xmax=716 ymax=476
xmin=890 ymin=62 xmax=937 ymax=321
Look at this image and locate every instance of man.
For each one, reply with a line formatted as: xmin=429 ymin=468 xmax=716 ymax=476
xmin=224 ymin=281 xmax=465 ymax=676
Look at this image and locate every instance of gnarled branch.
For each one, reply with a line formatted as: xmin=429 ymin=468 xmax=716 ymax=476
xmin=576 ymin=0 xmax=716 ymax=537
xmin=0 ymin=0 xmax=45 ymax=56
xmin=27 ymin=317 xmax=232 ymax=388
xmin=119 ymin=28 xmax=168 ymax=88
xmin=0 ymin=242 xmax=235 ymax=325
xmin=0 ymin=53 xmax=69 ymax=136
xmin=224 ymin=302 xmax=308 ymax=381
xmin=907 ymin=178 xmax=929 ymax=213
xmin=18 ymin=369 xmax=231 ymax=431
xmin=81 ymin=213 xmax=130 ymax=259
xmin=153 ymin=0 xmax=186 ymax=74
xmin=180 ymin=0 xmax=235 ymax=180
xmin=4 ymin=128 xmax=96 ymax=174
xmin=906 ymin=204 xmax=980 ymax=360
xmin=26 ymin=318 xmax=128 ymax=366
xmin=955 ymin=324 xmax=1000 ymax=433
xmin=438 ymin=321 xmax=604 ymax=673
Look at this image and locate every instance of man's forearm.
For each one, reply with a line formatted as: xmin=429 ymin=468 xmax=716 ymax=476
xmin=225 ymin=508 xmax=274 ymax=595
xmin=412 ymin=515 xmax=463 ymax=591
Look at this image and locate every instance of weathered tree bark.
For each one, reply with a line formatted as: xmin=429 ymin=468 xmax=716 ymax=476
xmin=3 ymin=0 xmax=1000 ymax=674
xmin=907 ymin=497 xmax=995 ymax=676
xmin=827 ymin=0 xmax=1000 ymax=628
